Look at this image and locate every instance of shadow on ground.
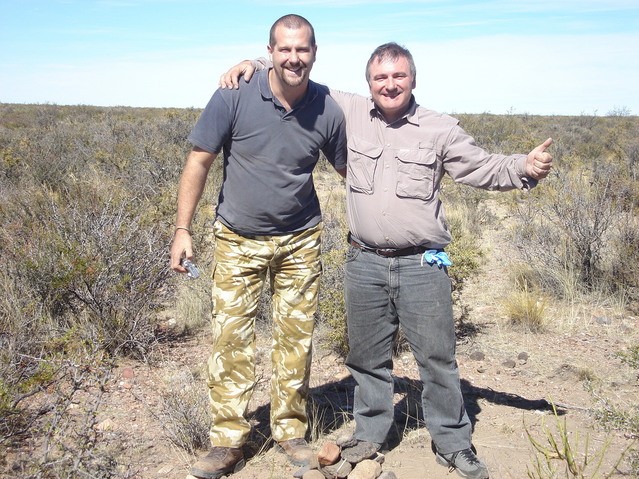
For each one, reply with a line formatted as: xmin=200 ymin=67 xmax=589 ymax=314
xmin=240 ymin=375 xmax=559 ymax=460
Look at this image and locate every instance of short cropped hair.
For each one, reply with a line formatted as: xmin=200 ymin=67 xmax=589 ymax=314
xmin=365 ymin=42 xmax=416 ymax=84
xmin=269 ymin=14 xmax=316 ymax=48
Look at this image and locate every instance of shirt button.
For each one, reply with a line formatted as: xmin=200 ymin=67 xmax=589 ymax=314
xmin=383 ymin=187 xmax=388 ymax=192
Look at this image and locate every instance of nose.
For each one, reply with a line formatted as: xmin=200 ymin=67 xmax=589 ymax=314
xmin=384 ymin=77 xmax=397 ymax=91
xmin=289 ymin=50 xmax=300 ymax=64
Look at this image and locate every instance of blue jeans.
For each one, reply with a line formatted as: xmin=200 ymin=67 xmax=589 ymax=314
xmin=344 ymin=245 xmax=472 ymax=454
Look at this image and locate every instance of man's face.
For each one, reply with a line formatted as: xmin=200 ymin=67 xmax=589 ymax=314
xmin=367 ymin=56 xmax=416 ymax=122
xmin=268 ymin=26 xmax=317 ymax=88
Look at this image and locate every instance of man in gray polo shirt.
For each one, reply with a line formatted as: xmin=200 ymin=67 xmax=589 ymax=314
xmin=221 ymin=42 xmax=552 ymax=479
xmin=170 ymin=14 xmax=346 ymax=479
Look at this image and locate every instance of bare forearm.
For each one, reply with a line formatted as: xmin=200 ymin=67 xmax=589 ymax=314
xmin=170 ymin=147 xmax=216 ymax=272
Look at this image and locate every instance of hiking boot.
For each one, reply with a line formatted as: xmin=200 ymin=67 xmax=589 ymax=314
xmin=278 ymin=438 xmax=313 ymax=466
xmin=340 ymin=439 xmax=381 ymax=463
xmin=434 ymin=446 xmax=489 ymax=479
xmin=190 ymin=447 xmax=245 ymax=479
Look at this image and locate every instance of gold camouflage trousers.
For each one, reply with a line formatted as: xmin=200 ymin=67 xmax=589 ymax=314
xmin=207 ymin=220 xmax=322 ymax=447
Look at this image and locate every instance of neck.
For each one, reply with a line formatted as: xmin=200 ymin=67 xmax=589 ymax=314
xmin=268 ymin=69 xmax=308 ymax=111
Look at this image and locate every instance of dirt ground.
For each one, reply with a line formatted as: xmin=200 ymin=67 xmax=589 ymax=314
xmin=8 ymin=202 xmax=636 ymax=479
xmin=74 ymin=203 xmax=638 ymax=479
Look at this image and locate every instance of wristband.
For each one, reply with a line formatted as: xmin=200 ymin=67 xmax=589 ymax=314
xmin=175 ymin=226 xmax=192 ymax=235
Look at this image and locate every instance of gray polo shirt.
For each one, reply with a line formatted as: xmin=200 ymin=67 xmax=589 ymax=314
xmin=329 ymin=90 xmax=533 ymax=249
xmin=188 ymin=70 xmax=347 ymax=236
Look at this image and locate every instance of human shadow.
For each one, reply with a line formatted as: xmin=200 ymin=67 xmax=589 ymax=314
xmin=242 ymin=375 xmax=356 ymax=460
xmin=242 ymin=375 xmax=561 ymax=460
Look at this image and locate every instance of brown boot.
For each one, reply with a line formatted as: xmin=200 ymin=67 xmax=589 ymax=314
xmin=278 ymin=438 xmax=313 ymax=466
xmin=190 ymin=447 xmax=245 ymax=479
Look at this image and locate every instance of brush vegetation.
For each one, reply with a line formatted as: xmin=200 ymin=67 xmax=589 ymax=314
xmin=1 ymin=103 xmax=637 ymax=477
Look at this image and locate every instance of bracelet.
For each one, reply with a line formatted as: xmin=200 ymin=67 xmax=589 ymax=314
xmin=175 ymin=226 xmax=192 ymax=235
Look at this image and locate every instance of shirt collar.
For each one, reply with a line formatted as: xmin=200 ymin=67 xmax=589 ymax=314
xmin=368 ymin=95 xmax=419 ymax=125
xmin=258 ymin=68 xmax=317 ymax=110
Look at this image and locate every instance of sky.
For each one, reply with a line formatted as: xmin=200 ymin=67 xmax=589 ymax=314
xmin=1 ymin=0 xmax=638 ymax=115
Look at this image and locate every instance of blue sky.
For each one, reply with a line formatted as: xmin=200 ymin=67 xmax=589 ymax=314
xmin=1 ymin=0 xmax=638 ymax=115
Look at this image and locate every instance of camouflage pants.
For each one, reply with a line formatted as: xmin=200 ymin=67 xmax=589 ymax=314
xmin=207 ymin=220 xmax=322 ymax=447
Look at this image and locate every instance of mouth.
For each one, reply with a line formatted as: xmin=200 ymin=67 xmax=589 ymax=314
xmin=285 ymin=66 xmax=303 ymax=75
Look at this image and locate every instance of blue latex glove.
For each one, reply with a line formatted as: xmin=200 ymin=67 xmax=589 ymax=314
xmin=421 ymin=250 xmax=452 ymax=267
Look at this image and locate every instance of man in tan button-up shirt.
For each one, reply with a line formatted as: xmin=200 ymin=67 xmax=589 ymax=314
xmin=221 ymin=41 xmax=552 ymax=479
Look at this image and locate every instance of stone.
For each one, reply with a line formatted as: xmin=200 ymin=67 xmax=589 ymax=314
xmin=121 ymin=367 xmax=135 ymax=379
xmin=321 ymin=459 xmax=352 ymax=478
xmin=294 ymin=465 xmax=311 ymax=478
xmin=596 ymin=316 xmax=612 ymax=325
xmin=502 ymin=359 xmax=516 ymax=368
xmin=341 ymin=441 xmax=380 ymax=463
xmin=318 ymin=441 xmax=340 ymax=466
xmin=335 ymin=433 xmax=357 ymax=448
xmin=93 ymin=418 xmax=116 ymax=432
xmin=302 ymin=470 xmax=325 ymax=479
xmin=348 ymin=459 xmax=382 ymax=479
xmin=518 ymin=352 xmax=529 ymax=361
xmin=378 ymin=472 xmax=398 ymax=479
xmin=469 ymin=351 xmax=485 ymax=361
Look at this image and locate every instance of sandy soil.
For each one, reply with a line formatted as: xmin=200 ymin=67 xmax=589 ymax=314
xmin=85 ymin=202 xmax=638 ymax=479
xmin=6 ymin=198 xmax=636 ymax=479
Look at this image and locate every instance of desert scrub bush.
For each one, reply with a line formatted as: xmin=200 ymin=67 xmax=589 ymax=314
xmin=0 ymin=181 xmax=171 ymax=357
xmin=615 ymin=345 xmax=639 ymax=370
xmin=154 ymin=370 xmax=211 ymax=455
xmin=316 ymin=177 xmax=349 ymax=356
xmin=525 ymin=403 xmax=628 ymax=479
xmin=456 ymin=111 xmax=538 ymax=154
xmin=440 ymin=182 xmax=486 ymax=330
xmin=507 ymin=162 xmax=635 ymax=300
xmin=7 ymin=351 xmax=136 ymax=479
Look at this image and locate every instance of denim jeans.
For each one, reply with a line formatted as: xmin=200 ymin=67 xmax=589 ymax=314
xmin=344 ymin=244 xmax=472 ymax=454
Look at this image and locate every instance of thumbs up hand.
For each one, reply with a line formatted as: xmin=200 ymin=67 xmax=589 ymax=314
xmin=525 ymin=137 xmax=553 ymax=180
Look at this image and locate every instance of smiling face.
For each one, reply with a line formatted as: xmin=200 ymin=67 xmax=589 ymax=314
xmin=267 ymin=25 xmax=317 ymax=90
xmin=367 ymin=55 xmax=416 ymax=123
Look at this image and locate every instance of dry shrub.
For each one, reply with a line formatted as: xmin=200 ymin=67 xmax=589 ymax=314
xmin=155 ymin=370 xmax=211 ymax=455
xmin=1 ymin=183 xmax=170 ymax=357
xmin=502 ymin=284 xmax=547 ymax=332
xmin=508 ymin=162 xmax=635 ymax=302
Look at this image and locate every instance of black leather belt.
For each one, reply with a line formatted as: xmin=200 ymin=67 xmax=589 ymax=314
xmin=348 ymin=236 xmax=428 ymax=258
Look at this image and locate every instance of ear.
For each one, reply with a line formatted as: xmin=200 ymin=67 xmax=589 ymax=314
xmin=267 ymin=44 xmax=274 ymax=59
xmin=411 ymin=75 xmax=416 ymax=89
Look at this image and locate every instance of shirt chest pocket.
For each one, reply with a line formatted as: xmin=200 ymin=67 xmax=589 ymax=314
xmin=396 ymin=148 xmax=438 ymax=201
xmin=347 ymin=136 xmax=383 ymax=194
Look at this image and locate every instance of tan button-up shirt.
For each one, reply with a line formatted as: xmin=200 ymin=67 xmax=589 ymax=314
xmin=329 ymin=89 xmax=533 ymax=249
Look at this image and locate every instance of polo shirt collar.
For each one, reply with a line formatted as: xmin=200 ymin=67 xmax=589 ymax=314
xmin=258 ymin=68 xmax=318 ymax=110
